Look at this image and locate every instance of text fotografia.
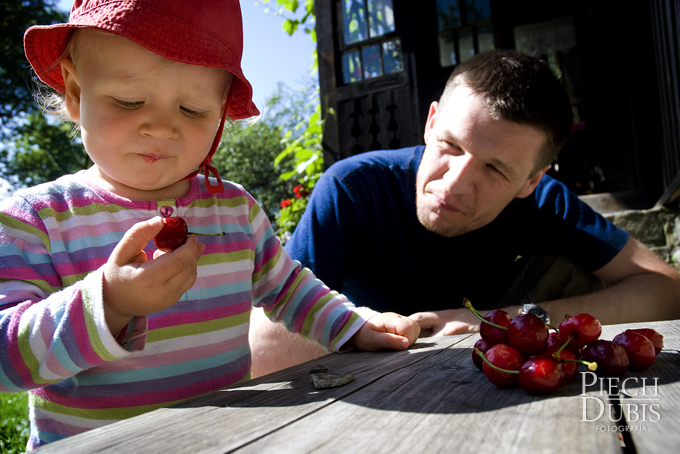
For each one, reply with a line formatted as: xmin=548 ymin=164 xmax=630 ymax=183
xmin=580 ymin=371 xmax=660 ymax=430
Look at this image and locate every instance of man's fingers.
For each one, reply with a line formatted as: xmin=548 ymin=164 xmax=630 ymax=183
xmin=408 ymin=311 xmax=441 ymax=330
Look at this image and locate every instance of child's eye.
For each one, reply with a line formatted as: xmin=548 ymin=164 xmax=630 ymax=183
xmin=113 ymin=99 xmax=143 ymax=109
xmin=180 ymin=106 xmax=207 ymax=118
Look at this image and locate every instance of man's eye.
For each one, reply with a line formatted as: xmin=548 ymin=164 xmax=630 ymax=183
xmin=487 ymin=164 xmax=504 ymax=176
xmin=113 ymin=99 xmax=143 ymax=109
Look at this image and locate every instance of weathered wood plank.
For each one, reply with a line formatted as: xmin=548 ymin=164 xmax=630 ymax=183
xmin=600 ymin=321 xmax=680 ymax=453
xmin=33 ymin=334 xmax=475 ymax=453
xmin=232 ymin=333 xmax=621 ymax=454
xmin=32 ymin=320 xmax=680 ymax=454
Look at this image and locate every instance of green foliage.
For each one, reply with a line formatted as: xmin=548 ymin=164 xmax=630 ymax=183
xmin=254 ymin=0 xmax=324 ymax=241
xmin=1 ymin=113 xmax=91 ymax=188
xmin=212 ymin=79 xmax=319 ymax=225
xmin=0 ymin=392 xmax=29 ymax=454
xmin=257 ymin=0 xmax=318 ymax=70
xmin=0 ymin=0 xmax=67 ymax=141
xmin=212 ymin=121 xmax=294 ymax=222
xmin=274 ymin=102 xmax=329 ymax=241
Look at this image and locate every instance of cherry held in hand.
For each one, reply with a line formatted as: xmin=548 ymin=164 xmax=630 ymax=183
xmin=153 ymin=217 xmax=225 ymax=252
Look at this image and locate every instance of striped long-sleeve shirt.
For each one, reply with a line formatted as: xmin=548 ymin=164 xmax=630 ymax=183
xmin=0 ymin=172 xmax=374 ymax=450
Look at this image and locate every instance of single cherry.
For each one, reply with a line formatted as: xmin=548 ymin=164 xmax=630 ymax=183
xmin=153 ymin=217 xmax=225 ymax=252
xmin=582 ymin=340 xmax=630 ymax=377
xmin=558 ymin=313 xmax=602 ymax=348
xmin=628 ymin=328 xmax=663 ymax=355
xmin=518 ymin=355 xmax=565 ymax=395
xmin=508 ymin=313 xmax=549 ymax=356
xmin=552 ymin=349 xmax=579 ymax=381
xmin=479 ymin=344 xmax=523 ymax=389
xmin=613 ymin=330 xmax=656 ymax=370
xmin=154 ymin=217 xmax=189 ymax=252
xmin=476 ymin=348 xmax=568 ymax=395
xmin=480 ymin=310 xmax=512 ymax=346
xmin=472 ymin=338 xmax=491 ymax=370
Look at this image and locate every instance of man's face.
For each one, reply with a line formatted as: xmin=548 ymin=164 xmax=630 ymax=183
xmin=416 ymin=85 xmax=549 ymax=238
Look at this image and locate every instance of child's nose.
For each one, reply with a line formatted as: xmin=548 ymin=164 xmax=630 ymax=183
xmin=139 ymin=112 xmax=179 ymax=140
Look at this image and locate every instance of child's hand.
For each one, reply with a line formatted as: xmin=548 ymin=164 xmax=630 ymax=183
xmin=102 ymin=217 xmax=205 ymax=335
xmin=348 ymin=312 xmax=420 ymax=351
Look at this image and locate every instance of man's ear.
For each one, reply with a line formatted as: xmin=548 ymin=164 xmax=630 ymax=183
xmin=60 ymin=58 xmax=81 ymax=122
xmin=423 ymin=101 xmax=439 ymax=144
xmin=517 ymin=164 xmax=551 ymax=198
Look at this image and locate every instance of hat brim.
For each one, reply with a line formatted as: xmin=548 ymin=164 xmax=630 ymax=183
xmin=23 ymin=4 xmax=259 ymax=120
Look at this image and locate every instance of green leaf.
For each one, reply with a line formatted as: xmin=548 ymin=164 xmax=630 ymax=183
xmin=282 ymin=18 xmax=299 ymax=36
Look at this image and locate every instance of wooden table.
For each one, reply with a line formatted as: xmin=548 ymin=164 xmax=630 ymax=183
xmin=35 ymin=320 xmax=679 ymax=453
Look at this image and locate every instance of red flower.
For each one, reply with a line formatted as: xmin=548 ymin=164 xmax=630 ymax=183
xmin=280 ymin=199 xmax=292 ymax=208
xmin=293 ymin=185 xmax=310 ymax=198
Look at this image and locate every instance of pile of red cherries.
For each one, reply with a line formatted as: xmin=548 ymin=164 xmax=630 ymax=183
xmin=465 ymin=299 xmax=664 ymax=395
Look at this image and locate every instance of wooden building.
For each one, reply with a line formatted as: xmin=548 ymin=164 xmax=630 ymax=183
xmin=315 ymin=0 xmax=680 ymax=211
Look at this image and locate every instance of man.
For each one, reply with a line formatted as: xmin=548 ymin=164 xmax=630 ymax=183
xmin=249 ymin=49 xmax=680 ymax=376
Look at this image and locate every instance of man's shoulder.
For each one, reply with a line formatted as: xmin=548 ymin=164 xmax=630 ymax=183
xmin=325 ymin=146 xmax=423 ymax=179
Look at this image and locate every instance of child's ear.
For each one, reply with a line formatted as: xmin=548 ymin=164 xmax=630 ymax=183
xmin=60 ymin=58 xmax=81 ymax=122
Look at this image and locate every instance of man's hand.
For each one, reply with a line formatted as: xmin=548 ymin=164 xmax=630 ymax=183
xmin=102 ymin=217 xmax=205 ymax=335
xmin=348 ymin=312 xmax=420 ymax=351
xmin=408 ymin=308 xmax=499 ymax=337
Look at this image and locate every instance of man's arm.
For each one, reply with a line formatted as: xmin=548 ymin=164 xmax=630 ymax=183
xmin=540 ymin=236 xmax=680 ymax=325
xmin=410 ymin=236 xmax=680 ymax=336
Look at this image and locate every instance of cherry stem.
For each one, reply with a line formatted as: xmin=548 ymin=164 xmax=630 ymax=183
xmin=552 ymin=335 xmax=575 ymax=358
xmin=463 ymin=298 xmax=509 ymax=331
xmin=562 ymin=358 xmax=598 ymax=371
xmin=474 ymin=348 xmax=519 ymax=375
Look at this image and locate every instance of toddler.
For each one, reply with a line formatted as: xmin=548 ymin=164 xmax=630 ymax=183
xmin=0 ymin=0 xmax=419 ymax=449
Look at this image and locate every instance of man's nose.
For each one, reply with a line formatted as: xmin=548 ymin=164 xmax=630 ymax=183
xmin=443 ymin=154 xmax=475 ymax=195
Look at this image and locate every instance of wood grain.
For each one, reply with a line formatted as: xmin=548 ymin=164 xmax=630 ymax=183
xmin=33 ymin=321 xmax=680 ymax=454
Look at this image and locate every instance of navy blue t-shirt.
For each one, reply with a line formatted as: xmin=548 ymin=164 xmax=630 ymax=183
xmin=285 ymin=146 xmax=629 ymax=313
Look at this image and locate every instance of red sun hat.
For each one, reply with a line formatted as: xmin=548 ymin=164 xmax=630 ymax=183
xmin=23 ymin=0 xmax=261 ymax=193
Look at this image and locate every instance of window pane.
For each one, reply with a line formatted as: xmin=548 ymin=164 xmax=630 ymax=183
xmin=362 ymin=44 xmax=383 ymax=79
xmin=383 ymin=38 xmax=404 ymax=74
xmin=459 ymin=29 xmax=474 ymax=63
xmin=342 ymin=49 xmax=363 ymax=84
xmin=466 ymin=0 xmax=491 ymax=24
xmin=439 ymin=32 xmax=457 ymax=67
xmin=343 ymin=0 xmax=368 ymax=45
xmin=368 ymin=0 xmax=395 ymax=38
xmin=437 ymin=0 xmax=461 ymax=31
xmin=478 ymin=25 xmax=494 ymax=53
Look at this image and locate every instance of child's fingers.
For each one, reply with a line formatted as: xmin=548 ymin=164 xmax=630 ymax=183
xmin=366 ymin=331 xmax=411 ymax=351
xmin=111 ymin=217 xmax=164 ymax=266
xmin=382 ymin=312 xmax=421 ymax=343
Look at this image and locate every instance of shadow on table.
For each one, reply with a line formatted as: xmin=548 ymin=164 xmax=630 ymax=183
xmin=176 ymin=345 xmax=679 ymax=415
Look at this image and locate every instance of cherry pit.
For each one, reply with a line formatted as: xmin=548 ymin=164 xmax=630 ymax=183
xmin=464 ymin=298 xmax=664 ymax=395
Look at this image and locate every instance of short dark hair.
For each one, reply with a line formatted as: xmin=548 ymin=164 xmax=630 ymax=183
xmin=439 ymin=49 xmax=573 ymax=171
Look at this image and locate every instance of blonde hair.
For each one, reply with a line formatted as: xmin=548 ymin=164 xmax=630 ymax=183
xmin=33 ymin=29 xmax=88 ymax=126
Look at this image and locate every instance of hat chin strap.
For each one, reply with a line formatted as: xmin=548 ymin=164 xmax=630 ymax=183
xmin=181 ymin=108 xmax=227 ymax=194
